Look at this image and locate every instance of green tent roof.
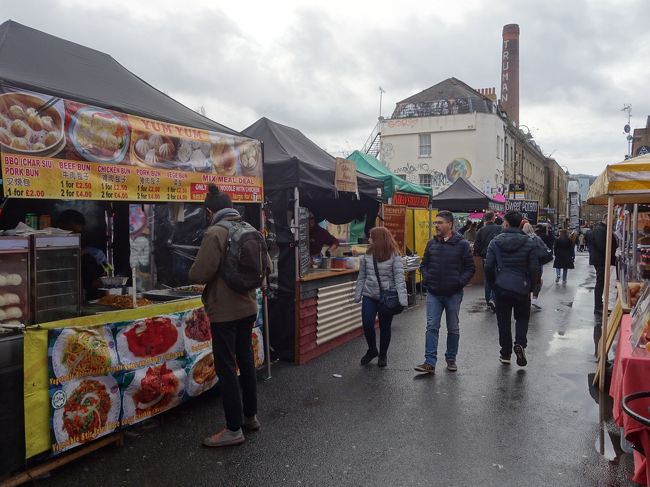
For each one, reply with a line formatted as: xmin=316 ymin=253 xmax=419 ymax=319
xmin=347 ymin=150 xmax=432 ymax=199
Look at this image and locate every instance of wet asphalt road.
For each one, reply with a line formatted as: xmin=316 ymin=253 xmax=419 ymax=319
xmin=40 ymin=253 xmax=637 ymax=487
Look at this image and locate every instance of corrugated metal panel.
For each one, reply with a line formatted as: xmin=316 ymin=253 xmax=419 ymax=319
xmin=316 ymin=281 xmax=362 ymax=345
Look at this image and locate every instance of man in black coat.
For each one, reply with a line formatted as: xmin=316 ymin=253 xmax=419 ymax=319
xmin=586 ymin=217 xmax=618 ymax=314
xmin=485 ymin=211 xmax=539 ymax=367
xmin=415 ymin=210 xmax=475 ymax=374
xmin=473 ymin=211 xmax=502 ymax=310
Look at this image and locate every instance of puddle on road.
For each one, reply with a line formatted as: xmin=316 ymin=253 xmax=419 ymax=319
xmin=545 ymin=327 xmax=594 ymax=357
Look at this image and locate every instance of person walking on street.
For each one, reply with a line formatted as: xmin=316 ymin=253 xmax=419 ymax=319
xmin=354 ymin=227 xmax=408 ymax=368
xmin=485 ymin=211 xmax=538 ymax=367
xmin=473 ymin=211 xmax=502 ymax=311
xmin=586 ymin=217 xmax=618 ymax=315
xmin=553 ymin=229 xmax=575 ymax=283
xmin=415 ymin=211 xmax=475 ymax=374
xmin=522 ymin=222 xmax=552 ymax=309
xmin=189 ymin=184 xmax=270 ymax=448
xmin=535 ymin=224 xmax=553 ymax=251
xmin=578 ymin=233 xmax=586 ymax=252
xmin=464 ymin=221 xmax=478 ymax=242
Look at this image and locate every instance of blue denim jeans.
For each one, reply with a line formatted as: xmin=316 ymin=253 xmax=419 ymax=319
xmin=362 ymin=296 xmax=394 ymax=355
xmin=425 ymin=291 xmax=463 ymax=366
xmin=555 ymin=268 xmax=568 ymax=281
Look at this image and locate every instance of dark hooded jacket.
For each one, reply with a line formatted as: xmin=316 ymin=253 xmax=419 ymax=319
xmin=484 ymin=227 xmax=539 ymax=292
xmin=420 ymin=232 xmax=475 ymax=296
xmin=473 ymin=222 xmax=502 ymax=258
xmin=586 ymin=222 xmax=617 ymax=267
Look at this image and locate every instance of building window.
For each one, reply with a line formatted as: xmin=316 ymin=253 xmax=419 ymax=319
xmin=418 ymin=134 xmax=431 ymax=157
xmin=396 ymin=174 xmax=407 ymax=180
xmin=419 ymin=174 xmax=432 ymax=187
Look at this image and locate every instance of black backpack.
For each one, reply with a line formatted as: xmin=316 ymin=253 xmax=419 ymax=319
xmin=217 ymin=220 xmax=268 ymax=293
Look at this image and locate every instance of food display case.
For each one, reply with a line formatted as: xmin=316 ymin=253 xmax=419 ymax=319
xmin=31 ymin=234 xmax=81 ymax=324
xmin=0 ymin=236 xmax=30 ymax=326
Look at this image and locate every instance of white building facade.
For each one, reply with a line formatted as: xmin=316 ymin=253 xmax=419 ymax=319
xmin=379 ymin=78 xmax=506 ymax=198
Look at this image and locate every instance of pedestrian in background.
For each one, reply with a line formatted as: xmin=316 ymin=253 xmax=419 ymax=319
xmin=578 ymin=233 xmax=586 ymax=252
xmin=473 ymin=211 xmax=502 ymax=312
xmin=354 ymin=227 xmax=407 ymax=368
xmin=464 ymin=221 xmax=478 ymax=242
xmin=553 ymin=229 xmax=575 ymax=283
xmin=415 ymin=210 xmax=475 ymax=374
xmin=189 ymin=185 xmax=270 ymax=448
xmin=485 ymin=211 xmax=538 ymax=367
xmin=586 ymin=216 xmax=618 ymax=314
xmin=522 ymin=222 xmax=552 ymax=309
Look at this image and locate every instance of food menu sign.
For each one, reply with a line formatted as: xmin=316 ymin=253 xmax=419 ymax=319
xmin=47 ymin=307 xmax=216 ymax=454
xmin=0 ymin=86 xmax=263 ymax=203
xmin=383 ymin=204 xmax=407 ymax=254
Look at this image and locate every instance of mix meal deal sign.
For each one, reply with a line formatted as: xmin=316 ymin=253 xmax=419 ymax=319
xmin=0 ymin=86 xmax=263 ymax=203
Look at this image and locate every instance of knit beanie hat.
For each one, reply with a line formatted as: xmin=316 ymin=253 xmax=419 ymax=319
xmin=204 ymin=184 xmax=232 ymax=213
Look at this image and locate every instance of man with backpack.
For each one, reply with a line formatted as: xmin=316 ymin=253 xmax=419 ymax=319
xmin=189 ymin=184 xmax=270 ymax=447
xmin=484 ymin=211 xmax=538 ymax=367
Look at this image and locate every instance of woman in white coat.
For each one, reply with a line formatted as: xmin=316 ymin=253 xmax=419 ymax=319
xmin=354 ymin=227 xmax=408 ymax=367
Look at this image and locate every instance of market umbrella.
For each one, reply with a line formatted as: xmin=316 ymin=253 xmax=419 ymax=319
xmin=429 ymin=177 xmax=504 ymax=212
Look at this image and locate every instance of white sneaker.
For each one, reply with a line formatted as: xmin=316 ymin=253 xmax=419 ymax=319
xmin=531 ymin=298 xmax=541 ymax=310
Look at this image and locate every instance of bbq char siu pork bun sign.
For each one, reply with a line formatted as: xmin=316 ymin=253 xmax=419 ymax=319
xmin=0 ymin=86 xmax=263 ymax=203
xmin=44 ymin=303 xmax=217 ymax=455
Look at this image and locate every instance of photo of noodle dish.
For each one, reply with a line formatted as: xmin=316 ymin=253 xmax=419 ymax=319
xmin=52 ymin=375 xmax=120 ymax=449
xmin=122 ymin=361 xmax=186 ymax=421
xmin=116 ymin=315 xmax=183 ymax=366
xmin=182 ymin=307 xmax=211 ymax=354
xmin=51 ymin=327 xmax=117 ymax=379
xmin=69 ymin=107 xmax=129 ymax=163
xmin=186 ymin=351 xmax=218 ymax=397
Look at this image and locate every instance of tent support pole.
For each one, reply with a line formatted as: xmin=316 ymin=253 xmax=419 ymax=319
xmin=293 ymin=187 xmax=301 ymax=363
xmin=632 ymin=204 xmax=639 ymax=270
xmin=598 ymin=197 xmax=614 ymax=431
xmin=260 ymin=203 xmax=272 ymax=380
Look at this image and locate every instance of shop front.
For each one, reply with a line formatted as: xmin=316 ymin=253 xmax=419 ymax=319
xmin=243 ymin=118 xmax=384 ymax=364
xmin=0 ymin=21 xmax=267 ymax=480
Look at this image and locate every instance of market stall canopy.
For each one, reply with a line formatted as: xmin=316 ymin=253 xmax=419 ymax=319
xmin=346 ymin=150 xmax=432 ymax=199
xmin=429 ymin=177 xmax=504 ymax=212
xmin=242 ymin=117 xmax=383 ymax=200
xmin=587 ymin=154 xmax=650 ymax=205
xmin=0 ymin=20 xmax=240 ymax=135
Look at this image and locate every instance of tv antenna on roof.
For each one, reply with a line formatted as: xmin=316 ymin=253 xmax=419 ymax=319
xmin=379 ymin=86 xmax=386 ymax=119
xmin=622 ymin=104 xmax=632 ymax=158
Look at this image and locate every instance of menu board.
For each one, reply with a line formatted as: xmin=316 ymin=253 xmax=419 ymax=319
xmin=298 ymin=207 xmax=310 ymax=277
xmin=383 ymin=204 xmax=407 ymax=254
xmin=505 ymin=200 xmax=539 ymax=225
xmin=0 ymin=86 xmax=262 ymax=203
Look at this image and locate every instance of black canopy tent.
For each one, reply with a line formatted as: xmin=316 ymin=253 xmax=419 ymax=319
xmin=429 ymin=177 xmax=505 ymax=213
xmin=242 ymin=117 xmax=383 ymax=361
xmin=0 ymin=20 xmax=240 ymax=135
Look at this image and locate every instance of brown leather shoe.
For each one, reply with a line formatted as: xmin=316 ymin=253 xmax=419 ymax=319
xmin=414 ymin=363 xmax=435 ymax=374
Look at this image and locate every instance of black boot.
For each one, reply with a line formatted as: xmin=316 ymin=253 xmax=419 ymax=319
xmin=377 ymin=354 xmax=387 ymax=367
xmin=360 ymin=349 xmax=378 ymax=365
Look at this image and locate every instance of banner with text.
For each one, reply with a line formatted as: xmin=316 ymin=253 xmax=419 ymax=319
xmin=505 ymin=199 xmax=539 ymax=225
xmin=0 ymin=86 xmax=262 ymax=203
xmin=383 ymin=204 xmax=407 ymax=254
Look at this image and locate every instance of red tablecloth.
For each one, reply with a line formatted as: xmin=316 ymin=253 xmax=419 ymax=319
xmin=611 ymin=315 xmax=650 ymax=485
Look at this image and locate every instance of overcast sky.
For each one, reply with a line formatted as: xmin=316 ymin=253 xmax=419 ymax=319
xmin=4 ymin=0 xmax=649 ymax=175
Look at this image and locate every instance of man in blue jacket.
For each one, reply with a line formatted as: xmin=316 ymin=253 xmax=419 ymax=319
xmin=484 ymin=211 xmax=539 ymax=367
xmin=415 ymin=210 xmax=475 ymax=374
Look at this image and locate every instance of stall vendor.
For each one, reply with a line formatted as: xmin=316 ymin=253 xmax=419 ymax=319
xmin=309 ymin=213 xmax=339 ymax=256
xmin=58 ymin=209 xmax=106 ymax=301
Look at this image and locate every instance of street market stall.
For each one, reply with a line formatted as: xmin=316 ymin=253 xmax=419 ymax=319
xmin=587 ymin=153 xmax=650 ymax=484
xmin=243 ymin=118 xmax=384 ymax=364
xmin=0 ymin=21 xmax=268 ymax=480
xmin=347 ymin=150 xmax=433 ymax=299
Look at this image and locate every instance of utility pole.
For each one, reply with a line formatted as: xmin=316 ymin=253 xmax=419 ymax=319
xmin=622 ymin=104 xmax=632 ymax=158
xmin=379 ymin=86 xmax=386 ymax=120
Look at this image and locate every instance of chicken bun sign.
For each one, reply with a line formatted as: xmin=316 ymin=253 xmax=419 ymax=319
xmin=0 ymin=85 xmax=263 ymax=203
